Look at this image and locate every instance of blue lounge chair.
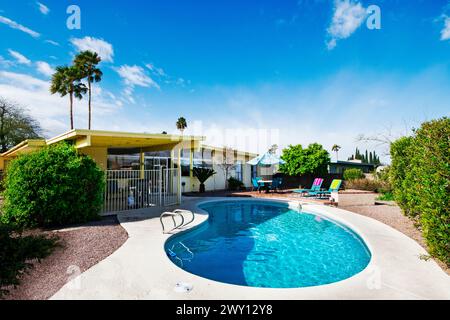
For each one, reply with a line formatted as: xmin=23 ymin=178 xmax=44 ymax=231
xmin=293 ymin=178 xmax=324 ymax=195
xmin=251 ymin=177 xmax=262 ymax=192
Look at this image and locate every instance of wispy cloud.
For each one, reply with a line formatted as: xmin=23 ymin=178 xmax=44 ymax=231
xmin=45 ymin=40 xmax=60 ymax=46
xmin=8 ymin=49 xmax=31 ymax=65
xmin=326 ymin=0 xmax=367 ymax=50
xmin=0 ymin=55 xmax=14 ymax=68
xmin=114 ymin=65 xmax=160 ymax=104
xmin=145 ymin=62 xmax=189 ymax=88
xmin=70 ymin=37 xmax=114 ymax=62
xmin=441 ymin=16 xmax=450 ymax=40
xmin=36 ymin=2 xmax=50 ymax=15
xmin=115 ymin=65 xmax=159 ymax=89
xmin=0 ymin=15 xmax=40 ymax=38
xmin=146 ymin=63 xmax=167 ymax=77
xmin=36 ymin=61 xmax=54 ymax=77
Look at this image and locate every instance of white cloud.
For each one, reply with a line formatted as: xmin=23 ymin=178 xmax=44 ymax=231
xmin=36 ymin=2 xmax=50 ymax=15
xmin=45 ymin=40 xmax=59 ymax=46
xmin=0 ymin=15 xmax=40 ymax=38
xmin=115 ymin=65 xmax=160 ymax=89
xmin=326 ymin=0 xmax=367 ymax=50
xmin=8 ymin=49 xmax=31 ymax=65
xmin=70 ymin=37 xmax=114 ymax=62
xmin=441 ymin=17 xmax=450 ymax=40
xmin=36 ymin=61 xmax=54 ymax=77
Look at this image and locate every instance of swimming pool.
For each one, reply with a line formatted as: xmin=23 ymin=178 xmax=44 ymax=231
xmin=165 ymin=200 xmax=371 ymax=288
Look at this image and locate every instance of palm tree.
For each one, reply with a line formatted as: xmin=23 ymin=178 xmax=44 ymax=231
xmin=50 ymin=66 xmax=87 ymax=130
xmin=176 ymin=117 xmax=187 ymax=135
xmin=192 ymin=167 xmax=216 ymax=193
xmin=74 ymin=51 xmax=102 ymax=130
xmin=332 ymin=144 xmax=341 ymax=161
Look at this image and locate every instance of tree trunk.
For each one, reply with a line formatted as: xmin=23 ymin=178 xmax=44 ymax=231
xmin=88 ymin=79 xmax=92 ymax=130
xmin=70 ymin=92 xmax=74 ymax=130
xmin=199 ymin=183 xmax=205 ymax=193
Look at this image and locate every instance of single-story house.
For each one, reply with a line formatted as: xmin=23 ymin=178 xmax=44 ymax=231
xmin=0 ymin=129 xmax=258 ymax=214
xmin=328 ymin=160 xmax=375 ymax=174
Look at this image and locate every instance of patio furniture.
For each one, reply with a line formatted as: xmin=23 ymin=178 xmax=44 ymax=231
xmin=258 ymin=179 xmax=273 ymax=193
xmin=269 ymin=177 xmax=283 ymax=192
xmin=307 ymin=179 xmax=342 ymax=198
xmin=293 ymin=178 xmax=324 ymax=195
xmin=251 ymin=177 xmax=263 ymax=192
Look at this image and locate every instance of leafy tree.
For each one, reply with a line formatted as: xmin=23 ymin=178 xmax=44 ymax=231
xmin=331 ymin=144 xmax=341 ymax=161
xmin=74 ymin=51 xmax=103 ymax=130
xmin=280 ymin=143 xmax=330 ymax=176
xmin=0 ymin=98 xmax=43 ymax=153
xmin=50 ymin=66 xmax=87 ymax=130
xmin=176 ymin=117 xmax=187 ymax=134
xmin=192 ymin=167 xmax=216 ymax=193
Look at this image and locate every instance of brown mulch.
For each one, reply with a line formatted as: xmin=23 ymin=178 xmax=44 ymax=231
xmin=3 ymin=216 xmax=128 ymax=300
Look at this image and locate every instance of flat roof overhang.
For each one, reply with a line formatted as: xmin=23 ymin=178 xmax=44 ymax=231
xmin=0 ymin=139 xmax=47 ymax=159
xmin=46 ymin=129 xmax=205 ymax=150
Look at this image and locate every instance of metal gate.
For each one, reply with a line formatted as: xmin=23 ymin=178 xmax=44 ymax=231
xmin=103 ymin=168 xmax=179 ymax=213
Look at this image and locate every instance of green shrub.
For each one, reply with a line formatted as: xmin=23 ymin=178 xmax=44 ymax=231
xmin=0 ymin=223 xmax=57 ymax=297
xmin=1 ymin=142 xmax=105 ymax=228
xmin=376 ymin=192 xmax=394 ymax=201
xmin=228 ymin=177 xmax=244 ymax=191
xmin=343 ymin=168 xmax=364 ymax=181
xmin=344 ymin=178 xmax=387 ymax=192
xmin=390 ymin=117 xmax=450 ymax=265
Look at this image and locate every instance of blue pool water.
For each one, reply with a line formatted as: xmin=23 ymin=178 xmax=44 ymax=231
xmin=165 ymin=201 xmax=371 ymax=288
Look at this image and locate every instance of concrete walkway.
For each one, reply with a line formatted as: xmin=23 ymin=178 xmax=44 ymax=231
xmin=51 ymin=197 xmax=450 ymax=300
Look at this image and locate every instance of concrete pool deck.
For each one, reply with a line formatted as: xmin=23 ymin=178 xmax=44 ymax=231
xmin=51 ymin=197 xmax=450 ymax=300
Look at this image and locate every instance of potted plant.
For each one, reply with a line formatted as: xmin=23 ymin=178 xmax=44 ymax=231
xmin=192 ymin=167 xmax=216 ymax=193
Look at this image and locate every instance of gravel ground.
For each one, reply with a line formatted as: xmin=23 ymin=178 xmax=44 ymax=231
xmin=3 ymin=216 xmax=128 ymax=300
xmin=341 ymin=204 xmax=450 ymax=276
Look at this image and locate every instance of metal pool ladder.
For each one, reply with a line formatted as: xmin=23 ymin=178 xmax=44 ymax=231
xmin=160 ymin=209 xmax=195 ymax=234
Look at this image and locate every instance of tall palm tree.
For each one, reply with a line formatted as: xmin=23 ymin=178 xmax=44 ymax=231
xmin=74 ymin=51 xmax=103 ymax=130
xmin=50 ymin=66 xmax=87 ymax=130
xmin=176 ymin=117 xmax=187 ymax=135
xmin=332 ymin=144 xmax=341 ymax=161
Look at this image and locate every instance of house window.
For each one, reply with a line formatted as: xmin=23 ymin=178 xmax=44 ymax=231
xmin=180 ymin=149 xmax=191 ymax=177
xmin=193 ymin=148 xmax=213 ymax=170
xmin=144 ymin=151 xmax=171 ymax=170
xmin=235 ymin=161 xmax=243 ymax=181
xmin=107 ymin=148 xmax=141 ymax=170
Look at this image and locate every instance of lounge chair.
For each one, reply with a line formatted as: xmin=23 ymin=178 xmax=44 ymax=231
xmin=293 ymin=178 xmax=324 ymax=195
xmin=307 ymin=179 xmax=342 ymax=198
xmin=251 ymin=177 xmax=263 ymax=192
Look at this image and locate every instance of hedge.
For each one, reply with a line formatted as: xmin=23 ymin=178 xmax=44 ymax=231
xmin=343 ymin=168 xmax=364 ymax=181
xmin=390 ymin=117 xmax=450 ymax=265
xmin=1 ymin=142 xmax=105 ymax=228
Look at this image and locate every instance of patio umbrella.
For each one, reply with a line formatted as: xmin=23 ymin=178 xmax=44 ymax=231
xmin=247 ymin=152 xmax=286 ymax=166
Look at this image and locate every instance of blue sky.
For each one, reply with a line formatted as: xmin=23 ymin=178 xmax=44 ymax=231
xmin=0 ymin=0 xmax=449 ymax=161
